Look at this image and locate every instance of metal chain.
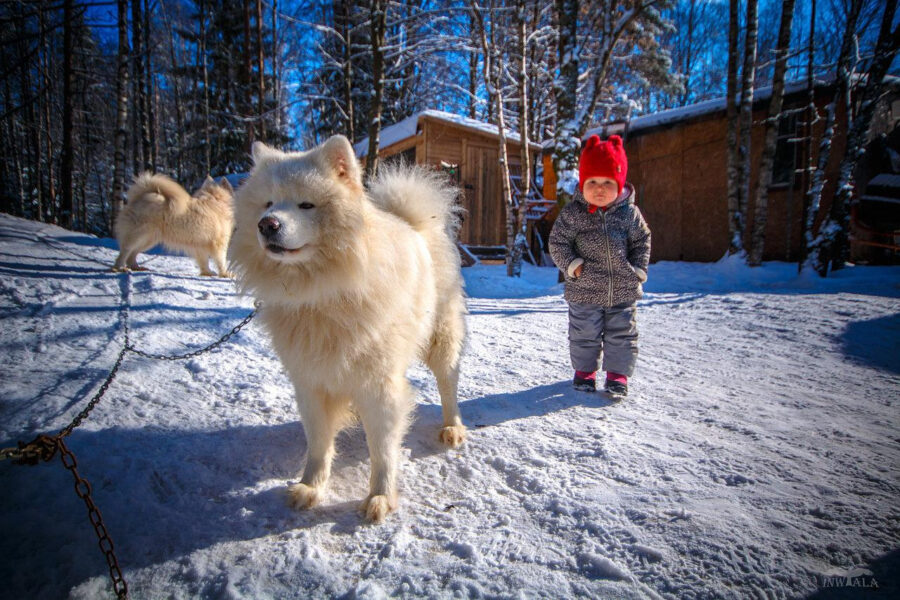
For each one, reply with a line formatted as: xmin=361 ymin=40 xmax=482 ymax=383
xmin=124 ymin=304 xmax=258 ymax=361
xmin=58 ymin=344 xmax=129 ymax=439
xmin=57 ymin=437 xmax=129 ymax=600
xmin=2 ymin=270 xmax=258 ymax=599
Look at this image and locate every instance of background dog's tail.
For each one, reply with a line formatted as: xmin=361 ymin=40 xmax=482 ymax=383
xmin=126 ymin=172 xmax=192 ymax=208
xmin=367 ymin=163 xmax=462 ymax=238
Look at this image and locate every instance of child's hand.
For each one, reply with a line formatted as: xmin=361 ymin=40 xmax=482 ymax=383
xmin=574 ymin=264 xmax=583 ymax=278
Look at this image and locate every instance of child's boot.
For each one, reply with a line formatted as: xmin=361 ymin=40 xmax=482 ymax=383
xmin=573 ymin=370 xmax=596 ymax=392
xmin=604 ymin=372 xmax=628 ymax=398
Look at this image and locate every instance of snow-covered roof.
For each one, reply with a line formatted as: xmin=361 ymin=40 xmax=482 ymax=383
xmin=587 ymin=78 xmax=835 ymax=139
xmin=584 ymin=74 xmax=900 ymax=140
xmin=353 ymin=109 xmax=541 ymax=158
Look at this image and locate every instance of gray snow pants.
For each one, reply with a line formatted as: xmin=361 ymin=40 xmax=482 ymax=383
xmin=568 ymin=301 xmax=639 ymax=376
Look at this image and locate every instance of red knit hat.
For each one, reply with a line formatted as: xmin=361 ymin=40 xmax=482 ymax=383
xmin=579 ymin=134 xmax=628 ymax=194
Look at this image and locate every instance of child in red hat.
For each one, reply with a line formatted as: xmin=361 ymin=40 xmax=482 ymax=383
xmin=548 ymin=135 xmax=651 ymax=398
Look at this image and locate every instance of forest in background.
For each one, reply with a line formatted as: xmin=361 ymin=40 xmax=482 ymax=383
xmin=0 ymin=0 xmax=895 ymax=274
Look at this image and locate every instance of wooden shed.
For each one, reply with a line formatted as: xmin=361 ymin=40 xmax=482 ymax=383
xmin=354 ymin=110 xmax=547 ymax=249
xmin=543 ymin=78 xmax=900 ymax=263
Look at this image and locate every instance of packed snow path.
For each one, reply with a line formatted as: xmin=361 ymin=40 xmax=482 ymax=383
xmin=0 ymin=214 xmax=897 ymax=599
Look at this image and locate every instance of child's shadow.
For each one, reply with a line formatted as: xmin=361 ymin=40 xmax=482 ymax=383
xmin=415 ymin=381 xmax=615 ymax=436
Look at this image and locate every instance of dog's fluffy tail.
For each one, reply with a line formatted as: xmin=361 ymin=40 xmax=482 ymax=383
xmin=367 ymin=163 xmax=462 ymax=238
xmin=126 ymin=172 xmax=191 ymax=208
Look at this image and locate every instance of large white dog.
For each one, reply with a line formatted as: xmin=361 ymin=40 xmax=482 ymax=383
xmin=228 ymin=136 xmax=467 ymax=522
xmin=113 ymin=173 xmax=234 ymax=276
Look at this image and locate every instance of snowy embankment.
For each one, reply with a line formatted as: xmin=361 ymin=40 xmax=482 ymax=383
xmin=0 ymin=213 xmax=898 ymax=599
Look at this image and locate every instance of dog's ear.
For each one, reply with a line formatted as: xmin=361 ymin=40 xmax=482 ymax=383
xmin=320 ymin=135 xmax=362 ymax=192
xmin=251 ymin=141 xmax=282 ymax=169
xmin=201 ymin=175 xmax=216 ymax=189
xmin=219 ymin=177 xmax=234 ymax=193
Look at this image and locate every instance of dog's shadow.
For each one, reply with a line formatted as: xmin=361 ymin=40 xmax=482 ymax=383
xmin=0 ymin=381 xmax=605 ymax=597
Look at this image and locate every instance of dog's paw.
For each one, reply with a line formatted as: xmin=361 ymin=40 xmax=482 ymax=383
xmin=439 ymin=424 xmax=467 ymax=448
xmin=359 ymin=494 xmax=396 ymax=523
xmin=287 ymin=483 xmax=322 ymax=510
xmin=199 ymin=271 xmax=217 ymax=277
xmin=219 ymin=271 xmax=235 ymax=279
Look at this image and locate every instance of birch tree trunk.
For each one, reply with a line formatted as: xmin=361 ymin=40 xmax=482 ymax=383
xmin=726 ymin=0 xmax=741 ymax=255
xmin=468 ymin=10 xmax=479 ymax=120
xmin=802 ymin=0 xmax=862 ymax=275
xmin=131 ymin=0 xmax=146 ymax=172
xmin=515 ymin=0 xmax=532 ymax=257
xmin=470 ymin=1 xmax=516 ymax=276
xmin=364 ymin=0 xmax=386 ymax=180
xmin=161 ymin=0 xmax=184 ymax=179
xmin=112 ymin=0 xmax=130 ymax=230
xmin=200 ymin=0 xmax=211 ymax=174
xmin=144 ymin=0 xmax=156 ymax=170
xmin=734 ymin=0 xmax=758 ymax=256
xmin=256 ymin=0 xmax=266 ymax=141
xmin=272 ymin=0 xmax=280 ymax=133
xmin=338 ymin=0 xmax=355 ymax=142
xmin=60 ymin=0 xmax=75 ymax=229
xmin=40 ymin=0 xmax=56 ymax=223
xmin=243 ymin=0 xmax=254 ymax=148
xmin=796 ymin=0 xmax=816 ymax=272
xmin=814 ymin=0 xmax=898 ymax=275
xmin=747 ymin=0 xmax=795 ymax=266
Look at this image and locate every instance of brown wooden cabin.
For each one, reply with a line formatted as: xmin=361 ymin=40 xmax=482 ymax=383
xmin=354 ymin=110 xmax=551 ymax=257
xmin=542 ymin=78 xmax=900 ymax=263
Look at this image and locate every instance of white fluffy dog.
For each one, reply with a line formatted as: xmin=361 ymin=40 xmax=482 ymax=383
xmin=228 ymin=136 xmax=467 ymax=522
xmin=113 ymin=173 xmax=234 ymax=276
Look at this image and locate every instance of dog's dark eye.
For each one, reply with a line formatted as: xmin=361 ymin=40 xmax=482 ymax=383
xmin=265 ymin=201 xmax=273 ymax=208
xmin=298 ymin=202 xmax=315 ymax=210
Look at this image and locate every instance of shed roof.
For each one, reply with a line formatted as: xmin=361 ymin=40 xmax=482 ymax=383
xmin=580 ymin=74 xmax=900 ymax=141
xmin=353 ymin=109 xmax=542 ymax=158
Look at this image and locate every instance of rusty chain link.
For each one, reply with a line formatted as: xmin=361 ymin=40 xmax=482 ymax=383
xmin=2 ymin=270 xmax=258 ymax=599
xmin=57 ymin=437 xmax=129 ymax=600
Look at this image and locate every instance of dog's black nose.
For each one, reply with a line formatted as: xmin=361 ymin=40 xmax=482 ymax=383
xmin=258 ymin=216 xmax=281 ymax=238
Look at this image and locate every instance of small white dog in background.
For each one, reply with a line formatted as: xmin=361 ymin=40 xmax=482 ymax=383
xmin=228 ymin=136 xmax=468 ymax=522
xmin=113 ymin=173 xmax=234 ymax=276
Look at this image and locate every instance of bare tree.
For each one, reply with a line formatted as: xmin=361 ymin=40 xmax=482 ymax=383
xmin=112 ymin=0 xmax=130 ymax=229
xmin=796 ymin=0 xmax=816 ymax=272
xmin=515 ymin=0 xmax=532 ymax=240
xmin=551 ymin=0 xmax=674 ymax=206
xmin=726 ymin=0 xmax=741 ymax=256
xmin=810 ymin=0 xmax=899 ymax=275
xmin=801 ymin=0 xmax=863 ymax=275
xmin=470 ymin=0 xmax=517 ymax=276
xmin=732 ymin=0 xmax=758 ymax=257
xmin=60 ymin=0 xmax=75 ymax=229
xmin=747 ymin=0 xmax=795 ymax=266
xmin=364 ymin=0 xmax=387 ymax=179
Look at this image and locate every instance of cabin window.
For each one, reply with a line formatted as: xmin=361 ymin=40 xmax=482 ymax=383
xmin=771 ymin=112 xmax=800 ymax=188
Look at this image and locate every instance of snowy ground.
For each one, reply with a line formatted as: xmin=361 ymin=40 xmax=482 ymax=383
xmin=0 ymin=213 xmax=898 ymax=600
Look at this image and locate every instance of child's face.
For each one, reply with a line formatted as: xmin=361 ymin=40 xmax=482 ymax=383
xmin=582 ymin=176 xmax=619 ymax=208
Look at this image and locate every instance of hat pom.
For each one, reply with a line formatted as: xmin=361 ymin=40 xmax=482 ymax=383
xmin=608 ymin=135 xmax=623 ymax=148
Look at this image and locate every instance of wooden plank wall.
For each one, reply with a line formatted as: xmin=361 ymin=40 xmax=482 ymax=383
xmin=420 ymin=119 xmax=538 ymax=246
xmin=622 ymin=91 xmax=847 ymax=262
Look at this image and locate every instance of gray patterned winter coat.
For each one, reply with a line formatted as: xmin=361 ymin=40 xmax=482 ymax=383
xmin=549 ymin=183 xmax=652 ymax=306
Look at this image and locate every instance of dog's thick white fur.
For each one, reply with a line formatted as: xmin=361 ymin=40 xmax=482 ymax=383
xmin=228 ymin=136 xmax=467 ymax=522
xmin=113 ymin=173 xmax=234 ymax=276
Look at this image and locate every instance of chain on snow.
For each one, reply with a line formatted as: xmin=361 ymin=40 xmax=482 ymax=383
xmin=2 ymin=270 xmax=258 ymax=599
